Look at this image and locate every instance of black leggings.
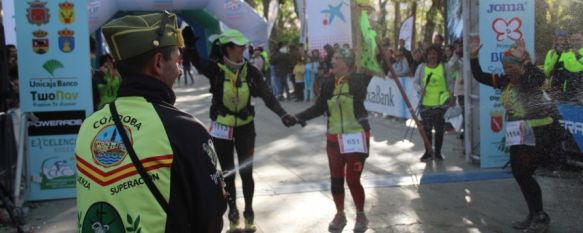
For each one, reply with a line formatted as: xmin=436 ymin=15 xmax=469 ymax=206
xmin=213 ymin=122 xmax=256 ymax=211
xmin=509 ymin=122 xmax=563 ymax=215
xmin=420 ymin=106 xmax=447 ymax=154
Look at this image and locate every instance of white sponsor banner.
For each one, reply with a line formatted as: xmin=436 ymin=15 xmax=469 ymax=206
xmin=365 ymin=76 xmax=419 ymax=119
xmin=306 ymin=0 xmax=352 ymax=52
xmin=398 ymin=16 xmax=414 ymax=51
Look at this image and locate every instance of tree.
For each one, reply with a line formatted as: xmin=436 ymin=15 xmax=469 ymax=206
xmin=422 ymin=0 xmax=444 ymax=46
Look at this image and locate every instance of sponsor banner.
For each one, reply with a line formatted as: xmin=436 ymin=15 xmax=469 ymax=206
xmin=306 ymin=0 xmax=352 ymax=52
xmin=479 ymin=0 xmax=534 ymax=168
xmin=365 ymin=76 xmax=419 ymax=119
xmin=15 ymin=0 xmax=92 ymax=114
xmin=27 ymin=110 xmax=84 ymax=200
xmin=557 ymin=104 xmax=583 ymax=152
xmin=28 ymin=134 xmax=77 ymax=200
xmin=14 ymin=0 xmax=91 ymax=200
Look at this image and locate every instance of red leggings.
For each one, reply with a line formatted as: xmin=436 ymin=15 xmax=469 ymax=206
xmin=326 ymin=133 xmax=369 ymax=212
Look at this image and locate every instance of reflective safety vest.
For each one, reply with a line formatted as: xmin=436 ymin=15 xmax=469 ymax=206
xmin=327 ymin=77 xmax=365 ymax=134
xmin=421 ymin=64 xmax=449 ymax=107
xmin=544 ymin=50 xmax=583 ymax=77
xmin=260 ymin=51 xmax=270 ymax=72
xmin=75 ymin=97 xmax=173 ymax=233
xmin=216 ymin=63 xmax=253 ymax=126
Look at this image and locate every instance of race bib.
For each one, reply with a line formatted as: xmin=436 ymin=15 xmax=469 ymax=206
xmin=338 ymin=132 xmax=368 ymax=154
xmin=505 ymin=120 xmax=535 ymax=146
xmin=209 ymin=121 xmax=233 ymax=140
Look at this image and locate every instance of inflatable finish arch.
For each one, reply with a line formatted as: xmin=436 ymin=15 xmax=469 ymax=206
xmin=87 ymin=0 xmax=268 ymax=46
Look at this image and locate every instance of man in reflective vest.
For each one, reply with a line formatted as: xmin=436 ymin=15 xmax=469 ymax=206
xmin=75 ymin=12 xmax=226 ymax=233
xmin=544 ymin=30 xmax=583 ymax=102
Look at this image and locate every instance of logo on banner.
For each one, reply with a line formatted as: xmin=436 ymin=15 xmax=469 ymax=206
xmin=490 ymin=111 xmax=503 ymax=133
xmin=27 ymin=0 xmax=50 ymax=26
xmin=224 ymin=0 xmax=243 ymax=18
xmin=58 ymin=1 xmax=74 ymax=24
xmin=32 ymin=30 xmax=49 ymax=54
xmin=492 ymin=17 xmax=523 ymax=41
xmin=320 ymin=1 xmax=348 ymax=26
xmin=91 ymin=125 xmax=131 ymax=168
xmin=43 ymin=59 xmax=64 ymax=77
xmin=87 ymin=0 xmax=101 ymax=19
xmin=58 ymin=29 xmax=75 ymax=53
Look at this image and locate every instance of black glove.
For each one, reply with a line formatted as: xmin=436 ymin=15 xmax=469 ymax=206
xmin=281 ymin=114 xmax=297 ymax=127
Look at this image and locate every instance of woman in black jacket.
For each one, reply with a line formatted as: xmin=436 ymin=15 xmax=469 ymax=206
xmin=470 ymin=38 xmax=564 ymax=233
xmin=184 ymin=28 xmax=296 ymax=232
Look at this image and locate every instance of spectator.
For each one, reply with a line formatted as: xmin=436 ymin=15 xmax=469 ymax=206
xmin=392 ymin=48 xmax=411 ymax=77
xmin=413 ymin=45 xmax=454 ymax=161
xmin=75 ymin=12 xmax=226 ymax=233
xmin=293 ymin=57 xmax=306 ymax=101
xmin=544 ymin=30 xmax=583 ymax=102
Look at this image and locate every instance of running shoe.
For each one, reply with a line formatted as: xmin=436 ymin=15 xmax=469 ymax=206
xmin=243 ymin=210 xmax=256 ymax=232
xmin=328 ymin=212 xmax=347 ymax=232
xmin=523 ymin=212 xmax=550 ymax=233
xmin=512 ymin=213 xmax=533 ymax=230
xmin=420 ymin=152 xmax=432 ymax=162
xmin=227 ymin=207 xmax=240 ymax=233
xmin=353 ymin=212 xmax=368 ymax=232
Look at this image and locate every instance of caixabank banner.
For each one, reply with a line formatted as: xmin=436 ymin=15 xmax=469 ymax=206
xmin=15 ymin=0 xmax=91 ymax=200
xmin=478 ymin=0 xmax=535 ymax=168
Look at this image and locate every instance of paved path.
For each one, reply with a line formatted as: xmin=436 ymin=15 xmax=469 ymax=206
xmin=4 ymin=76 xmax=582 ymax=233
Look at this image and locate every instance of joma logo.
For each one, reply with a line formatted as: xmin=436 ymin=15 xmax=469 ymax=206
xmin=487 ymin=3 xmax=526 ymax=13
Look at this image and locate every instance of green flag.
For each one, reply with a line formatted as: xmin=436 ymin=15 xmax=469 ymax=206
xmin=358 ymin=11 xmax=381 ymax=74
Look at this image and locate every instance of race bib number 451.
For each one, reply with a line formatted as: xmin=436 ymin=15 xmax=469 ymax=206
xmin=338 ymin=132 xmax=368 ymax=154
xmin=209 ymin=121 xmax=233 ymax=140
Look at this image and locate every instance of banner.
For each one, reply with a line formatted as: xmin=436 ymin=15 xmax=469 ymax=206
xmin=365 ymin=76 xmax=419 ymax=118
xmin=15 ymin=0 xmax=92 ymax=200
xmin=478 ymin=0 xmax=535 ymax=168
xmin=398 ymin=16 xmax=414 ymax=51
xmin=557 ymin=104 xmax=583 ymax=152
xmin=306 ymin=0 xmax=352 ymax=52
xmin=1 ymin=0 xmax=17 ymax=45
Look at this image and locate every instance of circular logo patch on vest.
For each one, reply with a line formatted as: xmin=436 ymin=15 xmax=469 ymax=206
xmin=81 ymin=202 xmax=124 ymax=233
xmin=91 ymin=125 xmax=132 ymax=168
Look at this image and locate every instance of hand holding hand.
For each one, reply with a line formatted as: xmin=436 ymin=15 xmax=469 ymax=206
xmin=281 ymin=114 xmax=298 ymax=127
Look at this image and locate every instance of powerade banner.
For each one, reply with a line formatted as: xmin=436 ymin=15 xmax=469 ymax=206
xmin=557 ymin=104 xmax=583 ymax=152
xmin=478 ymin=0 xmax=535 ymax=168
xmin=15 ymin=0 xmax=91 ymax=200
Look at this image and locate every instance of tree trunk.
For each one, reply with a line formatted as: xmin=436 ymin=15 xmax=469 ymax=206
xmin=411 ymin=1 xmax=417 ymax=50
xmin=423 ymin=0 xmax=442 ymax=46
xmin=378 ymin=0 xmax=389 ymax=39
xmin=394 ymin=0 xmax=401 ymax=48
xmin=263 ymin=0 xmax=270 ymax=19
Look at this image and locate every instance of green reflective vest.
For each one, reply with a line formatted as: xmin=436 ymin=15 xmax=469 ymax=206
xmin=421 ymin=64 xmax=449 ymax=107
xmin=76 ymin=97 xmax=173 ymax=233
xmin=216 ymin=63 xmax=253 ymax=126
xmin=544 ymin=50 xmax=583 ymax=77
xmin=327 ymin=78 xmax=365 ymax=134
xmin=260 ymin=51 xmax=270 ymax=72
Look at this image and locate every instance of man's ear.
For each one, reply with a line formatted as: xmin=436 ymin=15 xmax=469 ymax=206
xmin=147 ymin=52 xmax=164 ymax=76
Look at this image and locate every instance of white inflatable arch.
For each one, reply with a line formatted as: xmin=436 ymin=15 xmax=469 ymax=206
xmin=87 ymin=0 xmax=268 ymax=46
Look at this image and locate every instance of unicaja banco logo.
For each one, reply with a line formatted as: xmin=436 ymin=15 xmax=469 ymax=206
xmin=43 ymin=59 xmax=64 ymax=77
